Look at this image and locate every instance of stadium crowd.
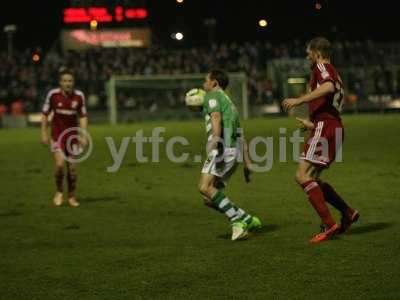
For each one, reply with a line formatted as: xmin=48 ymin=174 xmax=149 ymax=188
xmin=1 ymin=39 xmax=400 ymax=113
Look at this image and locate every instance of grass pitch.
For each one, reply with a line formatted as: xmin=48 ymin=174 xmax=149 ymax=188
xmin=0 ymin=114 xmax=399 ymax=299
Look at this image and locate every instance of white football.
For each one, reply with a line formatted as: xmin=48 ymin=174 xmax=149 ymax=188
xmin=185 ymin=88 xmax=206 ymax=107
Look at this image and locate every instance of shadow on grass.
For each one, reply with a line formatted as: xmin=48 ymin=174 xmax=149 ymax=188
xmin=0 ymin=209 xmax=23 ymax=218
xmin=63 ymin=224 xmax=80 ymax=230
xmin=347 ymin=222 xmax=393 ymax=235
xmin=81 ymin=196 xmax=121 ymax=204
xmin=217 ymin=224 xmax=280 ymax=240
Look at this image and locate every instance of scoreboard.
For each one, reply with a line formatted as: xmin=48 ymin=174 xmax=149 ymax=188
xmin=61 ymin=4 xmax=150 ymax=50
xmin=63 ymin=6 xmax=148 ymax=25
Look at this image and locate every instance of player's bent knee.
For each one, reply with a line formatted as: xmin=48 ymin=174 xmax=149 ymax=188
xmin=199 ymin=185 xmax=211 ymax=197
xmin=201 ymin=195 xmax=213 ymax=206
xmin=198 ymin=182 xmax=208 ymax=195
xmin=198 ymin=182 xmax=213 ymax=199
xmin=295 ymin=171 xmax=308 ymax=185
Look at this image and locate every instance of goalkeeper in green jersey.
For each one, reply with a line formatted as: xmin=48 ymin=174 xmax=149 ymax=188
xmin=197 ymin=69 xmax=262 ymax=241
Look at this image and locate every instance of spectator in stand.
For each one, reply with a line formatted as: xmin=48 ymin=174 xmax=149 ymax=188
xmin=11 ymin=100 xmax=24 ymax=116
xmin=0 ymin=103 xmax=7 ymax=122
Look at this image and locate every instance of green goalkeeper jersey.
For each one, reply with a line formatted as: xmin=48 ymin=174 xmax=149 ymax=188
xmin=203 ymin=89 xmax=241 ymax=148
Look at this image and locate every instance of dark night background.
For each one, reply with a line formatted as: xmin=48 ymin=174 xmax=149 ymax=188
xmin=0 ymin=0 xmax=398 ymax=50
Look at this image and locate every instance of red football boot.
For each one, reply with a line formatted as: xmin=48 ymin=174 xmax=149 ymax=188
xmin=310 ymin=223 xmax=339 ymax=244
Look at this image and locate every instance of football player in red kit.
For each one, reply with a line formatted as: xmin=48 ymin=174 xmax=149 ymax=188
xmin=282 ymin=37 xmax=359 ymax=244
xmin=41 ymin=69 xmax=88 ymax=207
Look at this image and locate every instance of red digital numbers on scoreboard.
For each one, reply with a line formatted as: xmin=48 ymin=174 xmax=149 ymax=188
xmin=115 ymin=6 xmax=124 ymax=22
xmin=63 ymin=7 xmax=148 ymax=24
xmin=125 ymin=8 xmax=148 ymax=19
xmin=88 ymin=7 xmax=112 ymax=22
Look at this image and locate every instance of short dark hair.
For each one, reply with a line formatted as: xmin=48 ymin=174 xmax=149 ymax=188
xmin=209 ymin=69 xmax=229 ymax=90
xmin=58 ymin=67 xmax=74 ymax=79
xmin=307 ymin=37 xmax=332 ymax=59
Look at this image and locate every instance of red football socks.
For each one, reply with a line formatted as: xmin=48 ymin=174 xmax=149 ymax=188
xmin=302 ymin=180 xmax=335 ymax=226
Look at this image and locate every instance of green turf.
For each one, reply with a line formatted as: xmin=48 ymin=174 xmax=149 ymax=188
xmin=0 ymin=114 xmax=399 ymax=299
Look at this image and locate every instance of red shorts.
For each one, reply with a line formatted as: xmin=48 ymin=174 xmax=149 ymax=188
xmin=51 ymin=137 xmax=81 ymax=157
xmin=300 ymin=119 xmax=344 ymax=168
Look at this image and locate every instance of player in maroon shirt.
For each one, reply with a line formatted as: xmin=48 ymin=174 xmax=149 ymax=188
xmin=41 ymin=69 xmax=88 ymax=207
xmin=282 ymin=37 xmax=359 ymax=244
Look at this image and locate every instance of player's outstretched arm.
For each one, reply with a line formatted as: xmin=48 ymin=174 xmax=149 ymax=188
xmin=40 ymin=114 xmax=50 ymax=146
xmin=297 ymin=81 xmax=335 ymax=104
xmin=282 ymin=81 xmax=335 ymax=110
xmin=296 ymin=117 xmax=315 ymax=130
